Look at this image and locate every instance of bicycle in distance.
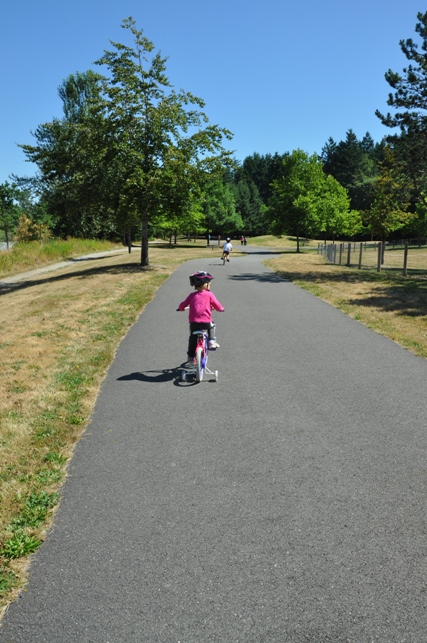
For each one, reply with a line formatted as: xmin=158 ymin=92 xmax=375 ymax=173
xmin=221 ymin=238 xmax=233 ymax=265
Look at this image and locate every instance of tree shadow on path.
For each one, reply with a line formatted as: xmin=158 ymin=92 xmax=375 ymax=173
xmin=228 ymin=272 xmax=289 ymax=283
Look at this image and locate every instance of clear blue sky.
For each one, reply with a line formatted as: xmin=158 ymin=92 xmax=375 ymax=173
xmin=1 ymin=0 xmax=424 ymax=184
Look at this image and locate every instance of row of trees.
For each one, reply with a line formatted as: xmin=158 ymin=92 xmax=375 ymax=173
xmin=225 ymin=9 xmax=427 ymax=247
xmin=4 ymin=12 xmax=427 ymax=259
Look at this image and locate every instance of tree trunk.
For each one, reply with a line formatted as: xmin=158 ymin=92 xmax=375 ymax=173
xmin=296 ymin=234 xmax=300 ymax=253
xmin=140 ymin=212 xmax=149 ymax=266
xmin=127 ymin=226 xmax=132 ymax=254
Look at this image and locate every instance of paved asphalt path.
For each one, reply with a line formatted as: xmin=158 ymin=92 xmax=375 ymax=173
xmin=1 ymin=248 xmax=427 ymax=642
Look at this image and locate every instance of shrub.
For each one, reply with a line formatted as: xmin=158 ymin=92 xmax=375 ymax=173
xmin=14 ymin=214 xmax=51 ymax=243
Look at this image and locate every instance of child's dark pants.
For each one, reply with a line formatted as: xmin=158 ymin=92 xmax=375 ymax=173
xmin=188 ymin=322 xmax=216 ymax=358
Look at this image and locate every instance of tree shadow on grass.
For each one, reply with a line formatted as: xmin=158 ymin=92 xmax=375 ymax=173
xmin=0 ymin=262 xmax=155 ymax=296
xmin=347 ymin=286 xmax=427 ymax=317
xmin=279 ymin=269 xmax=427 ymax=317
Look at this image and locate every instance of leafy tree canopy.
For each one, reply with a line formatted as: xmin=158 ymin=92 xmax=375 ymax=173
xmin=268 ymin=150 xmax=356 ymax=250
xmin=376 ymin=11 xmax=427 ymax=212
xmin=321 ymin=130 xmax=381 ymax=210
xmin=202 ymin=179 xmax=243 ymax=236
xmin=376 ymin=12 xmax=427 ymax=132
xmin=362 ymin=146 xmax=414 ymax=240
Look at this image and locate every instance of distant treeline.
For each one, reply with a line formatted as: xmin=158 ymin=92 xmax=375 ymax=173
xmin=2 ymin=12 xmax=427 ymax=261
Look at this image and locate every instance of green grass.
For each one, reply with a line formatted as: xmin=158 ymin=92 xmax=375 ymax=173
xmin=247 ymin=234 xmax=319 ymax=248
xmin=0 ymin=238 xmax=123 ymax=278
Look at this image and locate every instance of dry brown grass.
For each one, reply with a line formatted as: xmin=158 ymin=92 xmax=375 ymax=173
xmin=0 ymin=241 xmax=227 ymax=609
xmin=266 ymin=251 xmax=427 ymax=358
xmin=0 ymin=238 xmax=124 ymax=279
xmin=247 ymin=234 xmax=318 ymax=248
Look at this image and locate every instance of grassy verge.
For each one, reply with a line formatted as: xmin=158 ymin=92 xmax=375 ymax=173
xmin=266 ymin=251 xmax=427 ymax=359
xmin=247 ymin=234 xmax=318 ymax=248
xmin=0 ymin=238 xmax=124 ymax=279
xmin=0 ymin=240 xmax=226 ymax=612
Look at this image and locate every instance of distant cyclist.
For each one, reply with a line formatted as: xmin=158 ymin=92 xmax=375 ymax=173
xmin=222 ymin=238 xmax=233 ymax=262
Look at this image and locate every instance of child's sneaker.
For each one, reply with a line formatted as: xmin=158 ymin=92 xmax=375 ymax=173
xmin=209 ymin=341 xmax=220 ymax=349
xmin=184 ymin=360 xmax=195 ymax=369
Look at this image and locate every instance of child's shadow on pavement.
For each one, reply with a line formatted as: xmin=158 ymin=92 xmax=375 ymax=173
xmin=117 ymin=366 xmax=197 ymax=386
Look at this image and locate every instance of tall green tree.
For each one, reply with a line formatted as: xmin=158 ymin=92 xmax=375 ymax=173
xmin=202 ymin=179 xmax=243 ymax=237
xmin=268 ymin=150 xmax=355 ymax=251
xmin=231 ymin=179 xmax=266 ymax=236
xmin=92 ymin=17 xmax=233 ymax=265
xmin=238 ymin=152 xmax=285 ymax=205
xmin=58 ymin=71 xmax=102 ymax=124
xmin=20 ymin=19 xmax=233 ymax=258
xmin=321 ymin=129 xmax=379 ymax=210
xmin=0 ymin=182 xmax=19 ymax=248
xmin=19 ymin=72 xmax=114 ymax=239
xmin=362 ymin=146 xmax=414 ymax=242
xmin=376 ymin=11 xmax=427 ymax=210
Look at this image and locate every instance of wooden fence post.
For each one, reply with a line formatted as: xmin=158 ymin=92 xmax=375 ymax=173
xmin=377 ymin=242 xmax=382 ymax=272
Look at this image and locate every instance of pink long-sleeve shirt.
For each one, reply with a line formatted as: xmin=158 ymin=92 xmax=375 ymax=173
xmin=178 ymin=290 xmax=224 ymax=322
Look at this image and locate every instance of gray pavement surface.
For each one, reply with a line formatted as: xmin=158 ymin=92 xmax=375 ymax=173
xmin=1 ymin=248 xmax=427 ymax=641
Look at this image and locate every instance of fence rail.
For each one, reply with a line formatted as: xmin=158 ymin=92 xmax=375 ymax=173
xmin=317 ymin=240 xmax=427 ymax=276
